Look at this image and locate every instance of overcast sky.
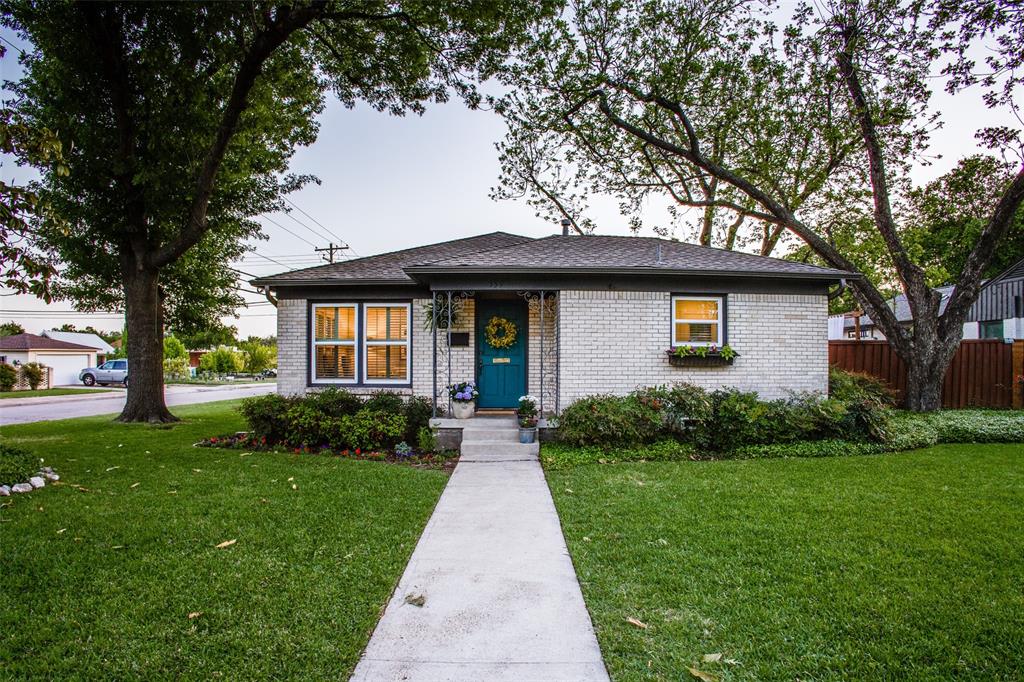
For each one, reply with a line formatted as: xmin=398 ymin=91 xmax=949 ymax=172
xmin=1 ymin=20 xmax=1018 ymax=339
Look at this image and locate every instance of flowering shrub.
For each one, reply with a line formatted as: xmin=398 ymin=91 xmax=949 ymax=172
xmin=448 ymin=380 xmax=478 ymax=402
xmin=517 ymin=394 xmax=538 ymax=427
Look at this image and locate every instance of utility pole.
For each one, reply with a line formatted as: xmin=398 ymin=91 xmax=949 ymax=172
xmin=315 ymin=241 xmax=348 ymax=264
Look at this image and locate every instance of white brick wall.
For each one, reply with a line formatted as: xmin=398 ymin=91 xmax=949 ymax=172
xmin=557 ymin=290 xmax=828 ymax=403
xmin=278 ymin=289 xmax=829 ymax=408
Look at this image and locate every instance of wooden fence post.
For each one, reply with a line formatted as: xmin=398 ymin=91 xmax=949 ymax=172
xmin=1013 ymin=340 xmax=1023 ymax=410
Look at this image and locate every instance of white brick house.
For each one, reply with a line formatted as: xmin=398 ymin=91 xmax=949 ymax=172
xmin=254 ymin=232 xmax=852 ymax=416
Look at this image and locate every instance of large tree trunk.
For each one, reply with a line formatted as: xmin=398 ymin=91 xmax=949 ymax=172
xmin=901 ymin=319 xmax=961 ymax=412
xmin=118 ymin=266 xmax=176 ymax=423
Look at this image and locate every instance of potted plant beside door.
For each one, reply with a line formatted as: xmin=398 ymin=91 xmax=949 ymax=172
xmin=517 ymin=394 xmax=538 ymax=443
xmin=448 ymin=381 xmax=479 ymax=419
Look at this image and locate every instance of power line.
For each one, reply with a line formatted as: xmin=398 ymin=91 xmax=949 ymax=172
xmin=279 ymin=207 xmax=336 ymax=244
xmin=283 ymin=196 xmax=346 ymax=244
xmin=0 ymin=35 xmax=25 ymax=56
xmin=260 ymin=215 xmax=319 ymax=248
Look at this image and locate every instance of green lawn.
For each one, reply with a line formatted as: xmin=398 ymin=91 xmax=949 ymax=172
xmin=0 ymin=400 xmax=448 ymax=678
xmin=547 ymin=444 xmax=1024 ymax=681
xmin=0 ymin=387 xmax=114 ymax=399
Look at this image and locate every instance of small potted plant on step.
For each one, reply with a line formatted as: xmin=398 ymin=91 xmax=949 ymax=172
xmin=517 ymin=394 xmax=538 ymax=443
xmin=448 ymin=381 xmax=478 ymax=419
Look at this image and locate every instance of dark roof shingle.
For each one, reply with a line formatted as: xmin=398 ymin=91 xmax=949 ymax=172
xmin=252 ymin=231 xmax=532 ymax=285
xmin=407 ymin=235 xmax=853 ymax=280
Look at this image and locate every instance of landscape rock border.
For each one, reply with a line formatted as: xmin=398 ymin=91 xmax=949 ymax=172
xmin=0 ymin=466 xmax=58 ymax=497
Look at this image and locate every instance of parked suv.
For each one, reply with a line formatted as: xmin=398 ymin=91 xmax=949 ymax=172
xmin=80 ymin=359 xmax=129 ymax=386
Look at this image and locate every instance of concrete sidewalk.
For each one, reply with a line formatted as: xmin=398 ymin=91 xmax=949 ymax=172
xmin=351 ymin=418 xmax=608 ymax=682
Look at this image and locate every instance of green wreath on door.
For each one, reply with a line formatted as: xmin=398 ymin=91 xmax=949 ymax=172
xmin=484 ymin=315 xmax=517 ymax=349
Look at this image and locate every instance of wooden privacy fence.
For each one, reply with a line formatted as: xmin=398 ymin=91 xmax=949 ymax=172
xmin=828 ymin=339 xmax=1023 ymax=409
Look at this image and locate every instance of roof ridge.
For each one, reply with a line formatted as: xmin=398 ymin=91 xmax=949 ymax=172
xmin=253 ymin=231 xmax=532 ymax=281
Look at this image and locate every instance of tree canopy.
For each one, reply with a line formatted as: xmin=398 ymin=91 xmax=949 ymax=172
xmin=5 ymin=0 xmax=556 ymax=421
xmin=494 ymin=0 xmax=1024 ymax=409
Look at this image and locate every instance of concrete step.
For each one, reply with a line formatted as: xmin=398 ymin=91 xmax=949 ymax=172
xmin=460 ymin=427 xmax=520 ymax=443
xmin=459 ymin=440 xmax=539 ymax=459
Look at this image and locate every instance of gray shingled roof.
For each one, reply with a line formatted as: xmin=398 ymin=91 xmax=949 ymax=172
xmin=251 ymin=232 xmax=533 ymax=285
xmin=406 ymin=235 xmax=853 ymax=280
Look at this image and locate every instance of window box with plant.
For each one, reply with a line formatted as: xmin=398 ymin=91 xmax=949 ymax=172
xmin=665 ymin=344 xmax=738 ymax=366
xmin=448 ymin=380 xmax=478 ymax=419
xmin=517 ymin=394 xmax=538 ymax=443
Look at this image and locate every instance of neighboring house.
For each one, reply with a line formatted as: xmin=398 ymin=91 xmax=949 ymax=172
xmin=41 ymin=329 xmax=116 ymax=364
xmin=828 ymin=257 xmax=1024 ymax=341
xmin=188 ymin=350 xmax=207 ymax=369
xmin=252 ymin=231 xmax=852 ymax=415
xmin=0 ymin=333 xmax=98 ymax=385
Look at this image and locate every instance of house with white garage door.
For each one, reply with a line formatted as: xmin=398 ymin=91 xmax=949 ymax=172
xmin=41 ymin=329 xmax=116 ymax=364
xmin=0 ymin=333 xmax=98 ymax=386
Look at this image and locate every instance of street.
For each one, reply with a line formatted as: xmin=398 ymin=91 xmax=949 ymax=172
xmin=0 ymin=383 xmax=276 ymax=426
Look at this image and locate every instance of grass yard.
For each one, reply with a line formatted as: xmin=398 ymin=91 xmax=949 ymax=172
xmin=0 ymin=387 xmax=114 ymax=399
xmin=0 ymin=400 xmax=448 ymax=678
xmin=547 ymin=444 xmax=1024 ymax=681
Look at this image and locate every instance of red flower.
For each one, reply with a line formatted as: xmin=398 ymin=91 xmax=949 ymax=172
xmin=355 ymin=448 xmax=362 ymax=455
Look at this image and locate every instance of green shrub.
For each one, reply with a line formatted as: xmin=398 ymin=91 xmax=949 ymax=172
xmin=20 ymin=362 xmax=45 ymax=390
xmin=417 ymin=426 xmax=438 ymax=453
xmin=691 ymin=389 xmax=764 ymax=452
xmin=162 ymin=356 xmax=190 ymax=380
xmin=239 ymin=394 xmax=295 ymax=443
xmin=0 ymin=363 xmax=16 ymax=391
xmin=363 ymin=390 xmax=405 ymax=414
xmin=542 ymin=439 xmax=695 ymax=470
xmin=339 ymin=409 xmax=407 ymax=451
xmin=307 ymin=388 xmax=363 ymax=417
xmin=404 ymin=395 xmax=433 ymax=444
xmin=558 ymin=394 xmax=663 ymax=447
xmin=633 ymin=384 xmax=712 ymax=438
xmin=0 ymin=443 xmax=39 ymax=486
xmin=829 ymin=367 xmax=896 ymax=406
xmin=199 ymin=346 xmax=243 ymax=374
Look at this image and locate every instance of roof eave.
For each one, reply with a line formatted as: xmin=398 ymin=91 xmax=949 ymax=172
xmin=249 ymin=277 xmax=416 ymax=288
xmin=402 ymin=265 xmax=860 ymax=282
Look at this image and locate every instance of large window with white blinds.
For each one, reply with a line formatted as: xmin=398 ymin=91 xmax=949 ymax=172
xmin=310 ymin=302 xmax=410 ymax=384
xmin=363 ymin=304 xmax=410 ymax=382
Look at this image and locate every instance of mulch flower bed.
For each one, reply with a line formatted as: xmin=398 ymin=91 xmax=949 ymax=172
xmin=195 ymin=433 xmax=458 ymax=472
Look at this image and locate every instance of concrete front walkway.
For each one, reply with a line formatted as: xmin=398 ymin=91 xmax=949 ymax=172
xmin=351 ymin=418 xmax=608 ymax=682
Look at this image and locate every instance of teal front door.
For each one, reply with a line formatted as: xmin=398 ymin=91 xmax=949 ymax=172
xmin=476 ymin=300 xmax=527 ymax=408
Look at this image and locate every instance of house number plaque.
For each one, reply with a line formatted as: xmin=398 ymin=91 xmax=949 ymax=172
xmin=492 ymin=357 xmax=511 ymax=364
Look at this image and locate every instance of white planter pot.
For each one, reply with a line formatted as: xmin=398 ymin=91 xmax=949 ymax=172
xmin=452 ymin=401 xmax=475 ymax=419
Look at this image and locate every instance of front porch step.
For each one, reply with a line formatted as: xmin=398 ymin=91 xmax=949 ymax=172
xmin=460 ymin=427 xmax=520 ymax=443
xmin=459 ymin=440 xmax=539 ymax=459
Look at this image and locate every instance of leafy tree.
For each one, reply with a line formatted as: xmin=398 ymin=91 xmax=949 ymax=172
xmin=199 ymin=346 xmax=244 ymax=375
xmin=496 ymin=0 xmax=1024 ymax=410
xmin=173 ymin=324 xmax=238 ymax=352
xmin=0 ymin=45 xmax=65 ymax=300
xmin=0 ymin=321 xmax=26 ymax=336
xmin=905 ymin=155 xmax=1024 ymax=286
xmin=240 ymin=339 xmax=275 ymax=375
xmin=5 ymin=1 xmax=553 ymax=422
xmin=162 ymin=336 xmax=188 ymax=361
xmin=0 ymin=362 xmax=16 ymax=391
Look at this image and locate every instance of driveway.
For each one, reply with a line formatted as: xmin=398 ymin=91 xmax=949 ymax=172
xmin=0 ymin=383 xmax=276 ymax=426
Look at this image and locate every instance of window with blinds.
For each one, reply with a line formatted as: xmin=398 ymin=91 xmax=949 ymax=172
xmin=672 ymin=296 xmax=723 ymax=346
xmin=312 ymin=305 xmax=356 ymax=381
xmin=364 ymin=305 xmax=409 ymax=381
